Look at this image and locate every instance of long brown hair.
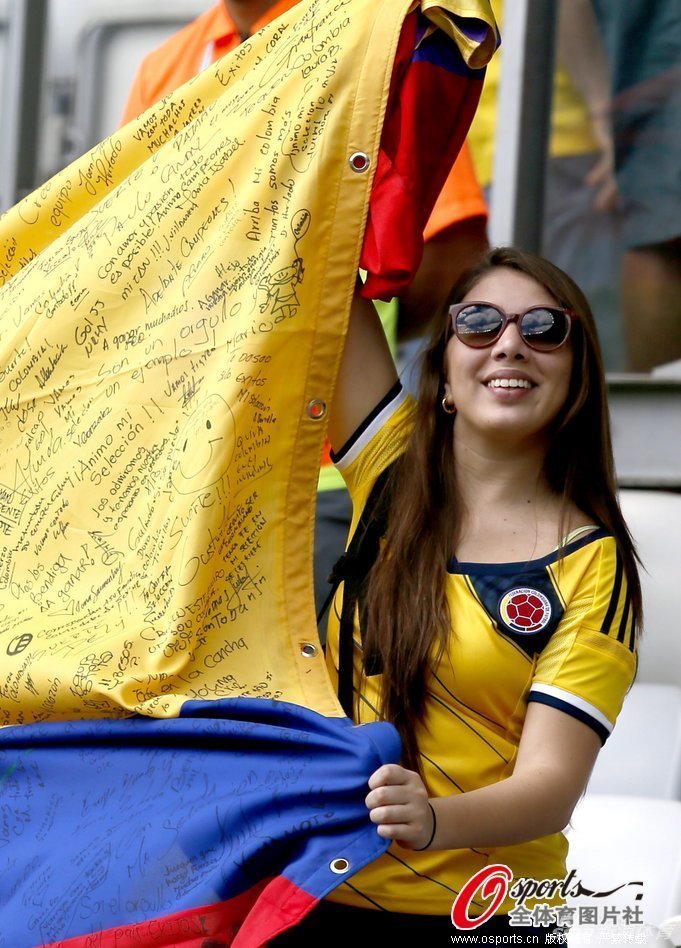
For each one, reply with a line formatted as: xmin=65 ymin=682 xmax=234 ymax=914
xmin=362 ymin=247 xmax=642 ymax=772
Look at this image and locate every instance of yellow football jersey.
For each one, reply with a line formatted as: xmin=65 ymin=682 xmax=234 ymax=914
xmin=325 ymin=385 xmax=637 ymax=915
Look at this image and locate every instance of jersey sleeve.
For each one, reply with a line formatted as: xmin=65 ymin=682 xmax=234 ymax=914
xmin=330 ymin=382 xmax=416 ymax=509
xmin=528 ymin=537 xmax=638 ymax=744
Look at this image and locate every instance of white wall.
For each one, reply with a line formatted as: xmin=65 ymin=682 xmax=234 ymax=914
xmin=38 ymin=0 xmax=208 ymax=178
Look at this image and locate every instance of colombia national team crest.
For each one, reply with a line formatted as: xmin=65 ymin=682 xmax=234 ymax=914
xmin=499 ymin=587 xmax=552 ymax=634
xmin=463 ymin=568 xmax=565 ymax=656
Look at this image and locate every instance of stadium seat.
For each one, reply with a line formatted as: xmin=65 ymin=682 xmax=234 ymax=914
xmin=660 ymin=915 xmax=681 ymax=947
xmin=589 ymin=683 xmax=681 ymax=799
xmin=619 ymin=489 xmax=681 ymax=687
xmin=565 ymin=795 xmax=681 ymax=940
xmin=567 ymin=492 xmax=681 ymax=943
xmin=584 ymin=492 xmax=681 ymax=800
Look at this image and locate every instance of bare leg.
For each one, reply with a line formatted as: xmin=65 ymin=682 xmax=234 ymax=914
xmin=622 ymin=238 xmax=681 ymax=372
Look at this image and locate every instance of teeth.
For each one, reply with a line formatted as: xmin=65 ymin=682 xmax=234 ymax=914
xmin=488 ymin=378 xmax=532 ymax=389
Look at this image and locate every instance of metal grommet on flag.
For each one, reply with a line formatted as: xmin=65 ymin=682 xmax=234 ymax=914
xmin=301 ymin=643 xmax=318 ymax=658
xmin=348 ymin=152 xmax=371 ymax=173
xmin=307 ymin=398 xmax=327 ymax=419
xmin=330 ymin=858 xmax=350 ymax=874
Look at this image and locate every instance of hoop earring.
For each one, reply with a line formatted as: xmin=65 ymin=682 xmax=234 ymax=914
xmin=441 ymin=396 xmax=456 ymax=415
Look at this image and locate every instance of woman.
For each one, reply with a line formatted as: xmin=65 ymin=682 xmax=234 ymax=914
xmin=276 ymin=247 xmax=641 ymax=943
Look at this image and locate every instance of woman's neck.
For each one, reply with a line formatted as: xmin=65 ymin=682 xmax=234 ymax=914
xmin=454 ymin=428 xmax=551 ymax=511
xmin=223 ymin=0 xmax=280 ymax=38
xmin=451 ymin=426 xmax=576 ymax=563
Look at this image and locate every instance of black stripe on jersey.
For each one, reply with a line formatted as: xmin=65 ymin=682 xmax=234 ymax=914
xmin=431 ymin=673 xmax=505 ymax=730
xmin=528 ymin=691 xmax=610 ymax=744
xmin=491 ymin=625 xmax=536 ymax=663
xmin=328 ymin=660 xmax=380 ymax=722
xmin=430 ymin=692 xmax=510 ymax=763
xmin=463 ymin=573 xmax=483 ymax=604
xmin=420 ymin=752 xmax=466 ymax=794
xmin=341 ymin=880 xmax=388 ymax=910
xmin=463 ymin=576 xmax=542 ymax=666
xmin=386 ymin=850 xmax=463 ymax=898
xmin=330 ymin=380 xmax=403 ymax=463
xmin=462 ymin=575 xmax=532 ymax=663
xmin=617 ymin=591 xmax=633 ymax=649
xmin=547 ymin=562 xmax=568 ymax=610
xmin=625 ymin=608 xmax=637 ymax=653
xmin=358 ymin=691 xmax=380 ymax=717
xmin=600 ymin=550 xmax=623 ymax=636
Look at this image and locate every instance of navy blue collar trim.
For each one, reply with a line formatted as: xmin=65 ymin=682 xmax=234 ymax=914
xmin=447 ymin=527 xmax=610 ymax=575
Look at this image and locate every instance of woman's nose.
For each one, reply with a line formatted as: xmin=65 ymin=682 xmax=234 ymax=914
xmin=490 ymin=322 xmax=529 ymax=360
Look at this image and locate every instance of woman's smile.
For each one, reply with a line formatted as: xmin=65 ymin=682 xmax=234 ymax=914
xmin=483 ymin=369 xmax=537 ymax=395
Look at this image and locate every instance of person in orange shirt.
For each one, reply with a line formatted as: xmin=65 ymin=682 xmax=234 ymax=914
xmin=122 ymin=0 xmax=489 ymax=619
xmin=121 ymin=1 xmax=297 ymax=124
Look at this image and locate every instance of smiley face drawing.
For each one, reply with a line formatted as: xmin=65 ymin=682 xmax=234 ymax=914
xmin=171 ymin=394 xmax=236 ymax=495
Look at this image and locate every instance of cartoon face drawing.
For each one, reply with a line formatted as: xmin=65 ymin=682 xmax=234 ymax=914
xmin=171 ymin=394 xmax=236 ymax=495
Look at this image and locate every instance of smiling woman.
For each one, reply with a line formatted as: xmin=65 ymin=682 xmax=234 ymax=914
xmin=286 ymin=246 xmax=644 ymax=943
xmin=444 ymin=268 xmax=574 ymax=452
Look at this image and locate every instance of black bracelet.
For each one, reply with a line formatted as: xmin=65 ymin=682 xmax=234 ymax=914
xmin=414 ymin=801 xmax=437 ymax=851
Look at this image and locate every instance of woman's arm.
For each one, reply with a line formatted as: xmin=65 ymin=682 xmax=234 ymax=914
xmin=327 ymin=281 xmax=399 ymax=454
xmin=557 ymin=0 xmax=616 ymax=211
xmin=366 ymin=702 xmax=602 ymax=851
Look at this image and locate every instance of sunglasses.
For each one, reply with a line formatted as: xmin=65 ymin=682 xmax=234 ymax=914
xmin=449 ymin=302 xmax=577 ymax=352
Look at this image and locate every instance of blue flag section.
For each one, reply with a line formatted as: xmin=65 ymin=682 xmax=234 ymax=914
xmin=0 ymin=700 xmax=401 ymax=947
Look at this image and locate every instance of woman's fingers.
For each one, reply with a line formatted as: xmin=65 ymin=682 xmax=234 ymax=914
xmin=376 ymin=822 xmax=413 ymax=841
xmin=367 ymin=763 xmax=415 ymax=790
xmin=368 ymin=801 xmax=419 ymax=824
xmin=365 ymin=764 xmax=435 ymax=850
xmin=366 ymin=782 xmax=416 ymax=809
xmin=366 ymin=767 xmax=426 ymax=810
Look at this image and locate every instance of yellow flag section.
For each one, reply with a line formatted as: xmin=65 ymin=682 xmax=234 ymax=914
xmin=0 ymin=0 xmax=496 ymax=726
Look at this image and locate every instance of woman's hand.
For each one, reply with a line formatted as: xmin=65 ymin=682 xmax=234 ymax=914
xmin=366 ymin=764 xmax=436 ymax=851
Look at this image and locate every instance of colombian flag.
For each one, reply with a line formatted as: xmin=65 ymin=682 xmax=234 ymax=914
xmin=0 ymin=0 xmax=497 ymax=944
xmin=1 ymin=700 xmax=401 ymax=946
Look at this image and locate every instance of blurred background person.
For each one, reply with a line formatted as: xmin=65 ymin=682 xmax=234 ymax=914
xmin=589 ymin=0 xmax=681 ymax=374
xmin=466 ymin=0 xmax=625 ymax=372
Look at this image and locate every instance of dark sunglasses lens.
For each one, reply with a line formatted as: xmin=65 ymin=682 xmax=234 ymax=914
xmin=520 ymin=308 xmax=570 ymax=350
xmin=455 ymin=305 xmax=504 ymax=347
